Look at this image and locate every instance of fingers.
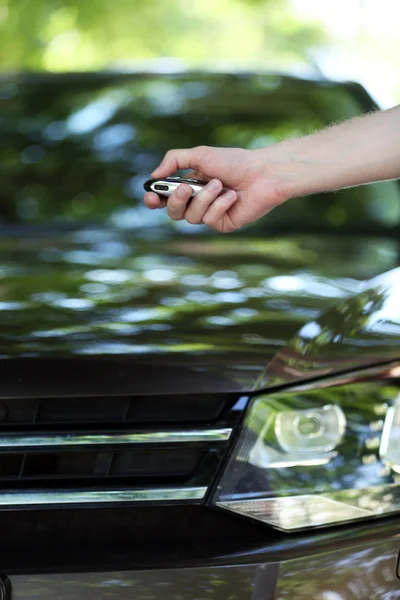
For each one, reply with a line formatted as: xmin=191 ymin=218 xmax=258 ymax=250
xmin=168 ymin=179 xmax=224 ymax=222
xmin=144 ymin=191 xmax=168 ymax=210
xmin=201 ymin=189 xmax=238 ymax=232
xmin=166 ymin=183 xmax=193 ymax=220
xmin=151 ymin=146 xmax=207 ymax=178
xmin=144 ymin=180 xmax=239 ymax=232
xmin=183 ymin=179 xmax=223 ymax=223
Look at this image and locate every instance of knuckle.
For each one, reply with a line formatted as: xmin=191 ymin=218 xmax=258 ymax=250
xmin=167 ymin=203 xmax=183 ymax=220
xmin=201 ymin=215 xmax=214 ymax=228
xmin=202 ymin=180 xmax=221 ymax=196
xmin=185 ymin=216 xmax=201 ymax=225
xmin=167 ymin=199 xmax=177 ymax=210
xmin=179 ymin=184 xmax=192 ymax=195
xmin=168 ymin=213 xmax=183 ymax=221
xmin=195 ymin=145 xmax=209 ymax=155
xmin=194 ymin=145 xmax=211 ymax=166
xmin=163 ymin=149 xmax=178 ymax=170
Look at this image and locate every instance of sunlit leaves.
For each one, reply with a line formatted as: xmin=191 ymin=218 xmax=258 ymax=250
xmin=0 ymin=0 xmax=324 ymax=72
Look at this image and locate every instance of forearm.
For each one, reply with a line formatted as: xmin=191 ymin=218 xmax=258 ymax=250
xmin=261 ymin=104 xmax=400 ymax=199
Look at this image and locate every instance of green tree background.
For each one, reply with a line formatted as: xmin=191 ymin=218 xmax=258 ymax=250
xmin=0 ymin=0 xmax=325 ymax=72
xmin=0 ymin=0 xmax=399 ymax=234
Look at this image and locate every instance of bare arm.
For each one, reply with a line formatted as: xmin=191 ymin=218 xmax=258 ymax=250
xmin=268 ymin=104 xmax=400 ymax=199
xmin=144 ymin=105 xmax=400 ymax=232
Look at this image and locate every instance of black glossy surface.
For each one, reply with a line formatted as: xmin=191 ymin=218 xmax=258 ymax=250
xmin=6 ymin=523 xmax=400 ymax=598
xmin=0 ymin=391 xmax=243 ymax=497
xmin=0 ymin=505 xmax=267 ymax=566
xmin=0 ymin=506 xmax=399 ymax=571
xmin=275 ymin=535 xmax=400 ymax=599
xmin=0 ymin=393 xmax=232 ymax=427
xmin=0 ymin=234 xmax=398 ymax=394
xmin=0 ymin=445 xmax=223 ymax=490
xmin=257 ymin=267 xmax=400 ymax=390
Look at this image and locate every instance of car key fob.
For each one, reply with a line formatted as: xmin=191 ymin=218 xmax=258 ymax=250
xmin=144 ymin=176 xmax=208 ymax=198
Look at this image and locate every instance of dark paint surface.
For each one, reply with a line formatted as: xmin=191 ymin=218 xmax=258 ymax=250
xmin=257 ymin=267 xmax=400 ymax=390
xmin=275 ymin=535 xmax=400 ymax=599
xmin=9 ymin=533 xmax=400 ymax=599
xmin=0 ymin=232 xmax=399 ymax=395
xmin=11 ymin=565 xmax=261 ymax=600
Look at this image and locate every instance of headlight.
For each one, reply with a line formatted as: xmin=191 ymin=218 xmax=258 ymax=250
xmin=212 ymin=376 xmax=400 ymax=531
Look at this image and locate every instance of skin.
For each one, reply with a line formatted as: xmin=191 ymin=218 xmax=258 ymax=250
xmin=144 ymin=104 xmax=400 ymax=233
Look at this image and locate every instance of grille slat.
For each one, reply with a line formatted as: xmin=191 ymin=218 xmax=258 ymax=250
xmin=0 ymin=428 xmax=232 ymax=450
xmin=0 ymin=487 xmax=209 ymax=507
xmin=0 ymin=393 xmax=245 ymax=508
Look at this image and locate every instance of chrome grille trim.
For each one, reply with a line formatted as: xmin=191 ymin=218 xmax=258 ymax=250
xmin=0 ymin=487 xmax=208 ymax=507
xmin=0 ymin=428 xmax=232 ymax=450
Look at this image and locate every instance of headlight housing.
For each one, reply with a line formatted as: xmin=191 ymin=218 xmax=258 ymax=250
xmin=212 ymin=373 xmax=400 ymax=531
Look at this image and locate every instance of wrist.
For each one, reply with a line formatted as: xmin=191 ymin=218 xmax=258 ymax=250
xmin=253 ymin=138 xmax=312 ymax=202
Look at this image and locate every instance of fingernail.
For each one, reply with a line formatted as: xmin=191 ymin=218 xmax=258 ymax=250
xmin=209 ymin=179 xmax=222 ymax=192
xmin=225 ymin=190 xmax=236 ymax=202
xmin=177 ymin=184 xmax=190 ymax=198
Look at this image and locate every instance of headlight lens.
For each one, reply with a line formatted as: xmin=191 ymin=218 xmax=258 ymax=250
xmin=213 ymin=380 xmax=400 ymax=530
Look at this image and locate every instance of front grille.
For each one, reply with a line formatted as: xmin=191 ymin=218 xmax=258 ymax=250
xmin=0 ymin=394 xmax=226 ymax=428
xmin=0 ymin=393 xmax=244 ymax=508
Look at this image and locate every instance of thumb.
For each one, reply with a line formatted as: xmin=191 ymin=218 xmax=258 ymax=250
xmin=151 ymin=147 xmax=203 ymax=178
xmin=185 ymin=170 xmax=208 ymax=181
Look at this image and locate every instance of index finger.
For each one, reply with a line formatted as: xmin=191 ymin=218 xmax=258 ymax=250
xmin=144 ymin=191 xmax=168 ymax=209
xmin=151 ymin=147 xmax=204 ymax=178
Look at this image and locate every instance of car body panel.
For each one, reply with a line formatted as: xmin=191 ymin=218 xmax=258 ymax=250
xmin=275 ymin=535 xmax=400 ymax=599
xmin=256 ymin=266 xmax=400 ymax=390
xmin=0 ymin=231 xmax=399 ymax=395
xmin=10 ymin=566 xmax=265 ymax=600
xmin=9 ymin=533 xmax=400 ymax=599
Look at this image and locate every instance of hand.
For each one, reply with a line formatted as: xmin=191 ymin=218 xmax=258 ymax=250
xmin=144 ymin=145 xmax=287 ymax=233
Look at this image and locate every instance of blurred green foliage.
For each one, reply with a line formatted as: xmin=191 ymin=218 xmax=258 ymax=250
xmin=0 ymin=0 xmax=325 ymax=72
xmin=0 ymin=223 xmax=398 ymax=358
xmin=0 ymin=71 xmax=398 ymax=359
xmin=0 ymin=71 xmax=399 ymax=233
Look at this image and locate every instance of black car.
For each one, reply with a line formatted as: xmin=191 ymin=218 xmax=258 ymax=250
xmin=0 ymin=70 xmax=399 ymax=599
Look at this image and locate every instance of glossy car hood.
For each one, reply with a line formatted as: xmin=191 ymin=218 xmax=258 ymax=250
xmin=257 ymin=266 xmax=400 ymax=390
xmin=0 ymin=228 xmax=399 ymax=396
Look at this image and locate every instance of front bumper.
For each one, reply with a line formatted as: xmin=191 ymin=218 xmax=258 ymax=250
xmin=8 ymin=522 xmax=400 ymax=599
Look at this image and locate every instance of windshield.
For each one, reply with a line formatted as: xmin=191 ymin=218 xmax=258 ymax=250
xmin=1 ymin=72 xmax=399 ymax=237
